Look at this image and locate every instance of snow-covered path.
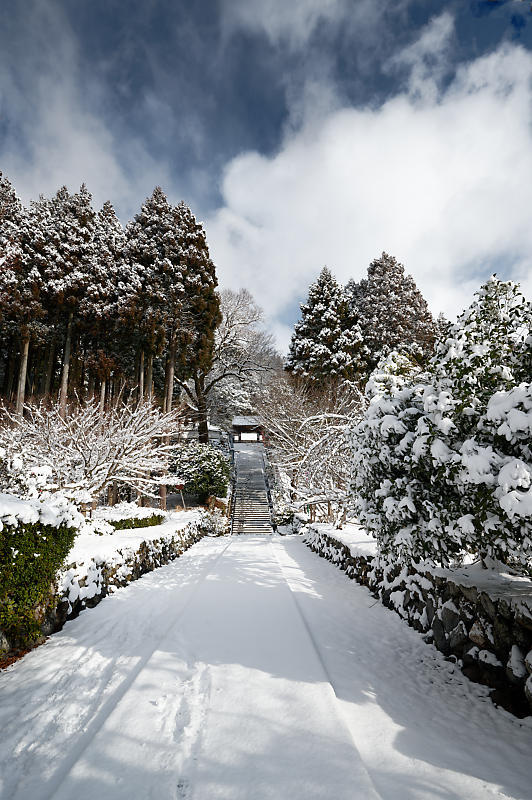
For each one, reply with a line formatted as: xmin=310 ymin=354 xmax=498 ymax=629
xmin=1 ymin=535 xmax=531 ymax=800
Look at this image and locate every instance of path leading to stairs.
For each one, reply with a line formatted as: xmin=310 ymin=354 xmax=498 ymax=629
xmin=1 ymin=534 xmax=531 ymax=800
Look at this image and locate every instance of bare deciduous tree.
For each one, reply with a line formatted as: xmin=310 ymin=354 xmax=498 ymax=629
xmin=178 ymin=288 xmax=279 ymax=437
xmin=0 ymin=399 xmax=184 ymax=503
xmin=257 ymin=374 xmax=365 ymax=524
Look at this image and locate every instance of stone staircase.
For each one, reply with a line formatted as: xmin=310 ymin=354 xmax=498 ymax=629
xmin=231 ymin=444 xmax=273 ymax=535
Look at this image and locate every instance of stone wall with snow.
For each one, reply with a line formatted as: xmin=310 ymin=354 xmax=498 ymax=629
xmin=303 ymin=523 xmax=532 ymax=717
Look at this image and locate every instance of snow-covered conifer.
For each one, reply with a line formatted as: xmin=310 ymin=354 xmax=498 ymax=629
xmin=0 ymin=187 xmax=47 ymax=412
xmin=286 ymin=267 xmax=363 ymax=385
xmin=125 ymin=188 xmax=188 ymax=404
xmin=80 ymin=201 xmax=130 ymax=397
xmin=35 ymin=185 xmax=99 ymax=416
xmin=356 ymin=252 xmax=436 ymax=370
xmin=351 ymin=277 xmax=532 ymax=570
xmin=173 ymin=201 xmax=220 ymax=437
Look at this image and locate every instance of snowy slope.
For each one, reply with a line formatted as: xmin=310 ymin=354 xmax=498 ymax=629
xmin=1 ymin=535 xmax=531 ymax=799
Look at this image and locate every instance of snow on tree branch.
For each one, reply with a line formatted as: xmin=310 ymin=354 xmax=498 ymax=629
xmin=0 ymin=399 xmax=185 ymax=503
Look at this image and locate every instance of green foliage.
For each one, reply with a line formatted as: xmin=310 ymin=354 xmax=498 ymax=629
xmin=0 ymin=521 xmax=76 ymax=647
xmin=110 ymin=514 xmax=165 ymax=531
xmin=169 ymin=442 xmax=230 ymax=503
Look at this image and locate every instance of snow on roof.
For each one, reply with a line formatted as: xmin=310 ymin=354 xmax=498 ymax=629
xmin=232 ymin=415 xmax=260 ymax=428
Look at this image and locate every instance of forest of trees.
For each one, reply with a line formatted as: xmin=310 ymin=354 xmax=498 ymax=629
xmin=0 ymin=174 xmax=220 ymax=431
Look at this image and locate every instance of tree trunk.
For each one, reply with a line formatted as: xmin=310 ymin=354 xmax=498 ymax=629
xmin=27 ymin=347 xmax=37 ymax=399
xmin=43 ymin=340 xmax=55 ymax=397
xmin=139 ymin=349 xmax=144 ymax=400
xmin=146 ymin=353 xmax=153 ymax=401
xmin=194 ymin=374 xmax=209 ymax=443
xmin=2 ymin=340 xmax=14 ymax=395
xmin=87 ymin=370 xmax=95 ymax=399
xmin=107 ymin=481 xmax=118 ymax=506
xmin=5 ymin=348 xmax=16 ymax=402
xmin=159 ymin=484 xmax=167 ymax=511
xmin=99 ymin=379 xmax=106 ymax=416
xmin=59 ymin=311 xmax=74 ymax=419
xmin=26 ymin=349 xmax=35 ymax=398
xmin=165 ymin=341 xmax=176 ymax=413
xmin=15 ymin=333 xmax=30 ymax=414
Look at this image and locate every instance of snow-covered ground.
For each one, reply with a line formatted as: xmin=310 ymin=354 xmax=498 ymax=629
xmin=58 ymin=510 xmax=205 ymax=608
xmin=1 ymin=534 xmax=531 ymax=799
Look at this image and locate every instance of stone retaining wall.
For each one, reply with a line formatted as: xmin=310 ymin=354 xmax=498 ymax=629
xmin=303 ymin=525 xmax=532 ymax=718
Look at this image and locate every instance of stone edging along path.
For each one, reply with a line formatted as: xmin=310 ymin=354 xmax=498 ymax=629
xmin=301 ymin=523 xmax=532 ymax=718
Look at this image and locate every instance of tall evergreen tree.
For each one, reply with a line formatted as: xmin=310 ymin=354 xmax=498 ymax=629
xmin=0 ymin=182 xmax=47 ymax=411
xmin=286 ymin=267 xmax=362 ymax=386
xmin=174 ymin=201 xmax=220 ymax=438
xmin=37 ymin=185 xmax=98 ymax=416
xmin=355 ymin=252 xmax=436 ymax=370
xmin=80 ymin=201 xmax=128 ymax=401
xmin=125 ymin=188 xmax=186 ymax=402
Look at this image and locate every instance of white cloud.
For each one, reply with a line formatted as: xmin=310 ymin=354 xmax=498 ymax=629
xmin=207 ymin=35 xmax=532 ymax=353
xmin=221 ymin=0 xmax=350 ymax=48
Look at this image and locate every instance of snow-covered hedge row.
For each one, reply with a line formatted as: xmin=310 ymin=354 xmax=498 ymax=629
xmin=302 ymin=522 xmax=532 ymax=717
xmin=0 ymin=494 xmax=83 ymax=648
xmin=0 ymin=503 xmax=229 ymax=653
xmin=351 ymin=278 xmax=532 ymax=570
xmin=91 ymin=502 xmax=166 ymax=533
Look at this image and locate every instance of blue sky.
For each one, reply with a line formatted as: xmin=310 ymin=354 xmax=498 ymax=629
xmin=1 ymin=0 xmax=531 ymax=350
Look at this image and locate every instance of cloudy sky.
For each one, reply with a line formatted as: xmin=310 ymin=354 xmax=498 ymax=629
xmin=1 ymin=1 xmax=531 ymax=350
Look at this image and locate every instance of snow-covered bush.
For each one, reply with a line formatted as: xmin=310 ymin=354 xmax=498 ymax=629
xmin=0 ymin=493 xmax=82 ymax=646
xmin=92 ymin=501 xmax=165 ymax=531
xmin=351 ymin=277 xmax=532 ymax=569
xmin=169 ymin=442 xmax=230 ymax=503
xmin=196 ymin=508 xmax=230 ymax=536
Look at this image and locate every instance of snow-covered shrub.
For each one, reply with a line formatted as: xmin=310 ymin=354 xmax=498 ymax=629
xmin=351 ymin=277 xmax=532 ymax=569
xmin=196 ymin=508 xmax=230 ymax=536
xmin=92 ymin=501 xmax=165 ymax=531
xmin=0 ymin=493 xmax=82 ymax=647
xmin=169 ymin=442 xmax=230 ymax=503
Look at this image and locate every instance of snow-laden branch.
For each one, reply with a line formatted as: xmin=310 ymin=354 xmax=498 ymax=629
xmin=257 ymin=375 xmax=366 ymax=515
xmin=0 ymin=399 xmax=185 ymax=503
